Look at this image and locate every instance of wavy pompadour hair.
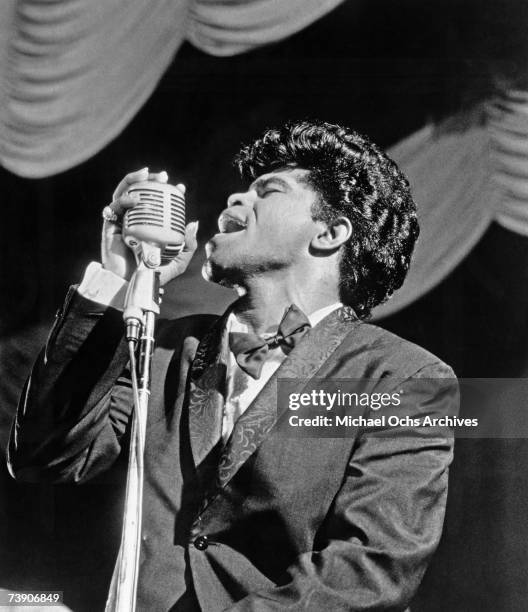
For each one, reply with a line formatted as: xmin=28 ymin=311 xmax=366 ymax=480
xmin=234 ymin=120 xmax=419 ymax=319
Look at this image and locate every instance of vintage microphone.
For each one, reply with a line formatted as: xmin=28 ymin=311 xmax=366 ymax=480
xmin=122 ymin=180 xmax=186 ymax=340
xmin=106 ymin=180 xmax=186 ymax=612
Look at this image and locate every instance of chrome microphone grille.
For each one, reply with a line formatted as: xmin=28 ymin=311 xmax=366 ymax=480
xmin=124 ymin=182 xmax=186 ymax=264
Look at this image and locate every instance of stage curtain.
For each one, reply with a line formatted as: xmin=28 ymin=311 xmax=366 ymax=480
xmin=0 ymin=0 xmax=344 ymax=179
xmin=373 ymin=90 xmax=528 ymax=318
xmin=187 ymin=0 xmax=345 ymax=56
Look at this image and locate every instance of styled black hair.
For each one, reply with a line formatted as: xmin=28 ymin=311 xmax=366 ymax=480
xmin=234 ymin=120 xmax=419 ymax=319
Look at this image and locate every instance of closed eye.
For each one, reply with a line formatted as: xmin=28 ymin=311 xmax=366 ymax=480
xmin=250 ymin=175 xmax=291 ymax=197
xmin=260 ymin=189 xmax=281 ymax=197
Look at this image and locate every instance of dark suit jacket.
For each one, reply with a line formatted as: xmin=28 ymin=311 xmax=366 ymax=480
xmin=8 ymin=287 xmax=458 ymax=612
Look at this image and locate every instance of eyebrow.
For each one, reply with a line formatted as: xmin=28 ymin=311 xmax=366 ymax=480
xmin=250 ymin=176 xmax=291 ymax=192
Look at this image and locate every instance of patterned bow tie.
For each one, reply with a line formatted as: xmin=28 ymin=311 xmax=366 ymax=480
xmin=228 ymin=304 xmax=311 ymax=379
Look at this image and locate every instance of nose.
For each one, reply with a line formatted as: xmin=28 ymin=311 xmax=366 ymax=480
xmin=227 ymin=190 xmax=253 ymax=208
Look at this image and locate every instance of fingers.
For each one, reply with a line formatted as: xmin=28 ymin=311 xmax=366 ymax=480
xmin=148 ymin=170 xmax=168 ymax=184
xmin=182 ymin=220 xmax=199 ymax=252
xmin=107 ymin=168 xmax=174 ymax=225
xmin=158 ymin=221 xmax=199 ymax=285
xmin=101 ymin=194 xmax=139 ymax=236
xmin=112 ymin=168 xmax=170 ymax=200
xmin=112 ymin=167 xmax=150 ymax=200
xmin=107 ymin=193 xmax=139 ymax=218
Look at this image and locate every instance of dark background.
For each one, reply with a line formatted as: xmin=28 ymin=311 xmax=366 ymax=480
xmin=1 ymin=1 xmax=528 ymax=610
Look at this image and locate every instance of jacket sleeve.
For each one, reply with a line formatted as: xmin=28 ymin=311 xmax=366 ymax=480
xmin=225 ymin=362 xmax=459 ymax=612
xmin=7 ymin=286 xmax=133 ymax=483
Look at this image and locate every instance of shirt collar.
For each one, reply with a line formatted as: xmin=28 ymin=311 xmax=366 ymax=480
xmin=226 ymin=301 xmax=343 ymax=335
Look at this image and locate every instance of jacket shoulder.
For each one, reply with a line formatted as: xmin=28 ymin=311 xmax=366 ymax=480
xmin=345 ymin=320 xmax=456 ymax=380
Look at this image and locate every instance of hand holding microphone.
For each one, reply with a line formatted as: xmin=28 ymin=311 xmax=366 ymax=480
xmin=101 ymin=167 xmax=198 ymax=286
xmin=101 ymin=167 xmax=198 ymax=341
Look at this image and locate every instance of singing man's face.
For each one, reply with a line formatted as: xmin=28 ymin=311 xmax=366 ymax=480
xmin=203 ymin=167 xmax=322 ymax=286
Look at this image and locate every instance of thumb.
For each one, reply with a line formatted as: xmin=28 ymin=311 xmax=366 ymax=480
xmin=158 ymin=221 xmax=199 ymax=285
xmin=182 ymin=220 xmax=199 ymax=253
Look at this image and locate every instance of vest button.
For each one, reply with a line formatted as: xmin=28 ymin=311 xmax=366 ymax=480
xmin=194 ymin=535 xmax=209 ymax=551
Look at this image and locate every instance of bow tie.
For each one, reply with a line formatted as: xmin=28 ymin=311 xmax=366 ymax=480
xmin=228 ymin=304 xmax=311 ymax=379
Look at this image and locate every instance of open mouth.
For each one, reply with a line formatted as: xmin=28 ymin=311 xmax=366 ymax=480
xmin=217 ymin=213 xmax=247 ymax=234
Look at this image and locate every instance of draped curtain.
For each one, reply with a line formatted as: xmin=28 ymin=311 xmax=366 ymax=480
xmin=0 ymin=0 xmax=344 ymax=178
xmin=0 ymin=0 xmax=527 ymax=317
xmin=375 ymin=90 xmax=528 ymax=317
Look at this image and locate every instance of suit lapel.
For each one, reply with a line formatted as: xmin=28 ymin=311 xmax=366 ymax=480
xmin=186 ymin=308 xmax=232 ymax=480
xmin=212 ymin=306 xmax=360 ymax=496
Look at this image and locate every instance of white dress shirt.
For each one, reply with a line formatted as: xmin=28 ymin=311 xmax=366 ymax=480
xmin=77 ymin=262 xmax=342 ymax=443
xmin=222 ymin=302 xmax=342 ymax=443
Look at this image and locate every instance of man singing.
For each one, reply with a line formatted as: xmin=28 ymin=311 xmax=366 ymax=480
xmin=8 ymin=121 xmax=458 ymax=611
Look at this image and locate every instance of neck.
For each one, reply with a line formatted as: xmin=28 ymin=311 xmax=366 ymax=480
xmin=232 ymin=267 xmax=340 ymax=335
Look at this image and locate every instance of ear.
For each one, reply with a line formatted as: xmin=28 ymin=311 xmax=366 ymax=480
xmin=310 ymin=216 xmax=352 ymax=252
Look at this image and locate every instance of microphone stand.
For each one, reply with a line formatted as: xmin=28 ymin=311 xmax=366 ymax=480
xmin=106 ymin=244 xmax=161 ymax=612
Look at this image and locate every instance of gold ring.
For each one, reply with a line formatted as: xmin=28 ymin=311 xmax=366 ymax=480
xmin=102 ymin=205 xmax=119 ymax=223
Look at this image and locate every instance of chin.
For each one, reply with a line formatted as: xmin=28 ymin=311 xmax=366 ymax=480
xmin=202 ymin=258 xmax=242 ymax=288
xmin=203 ymin=241 xmax=289 ymax=286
